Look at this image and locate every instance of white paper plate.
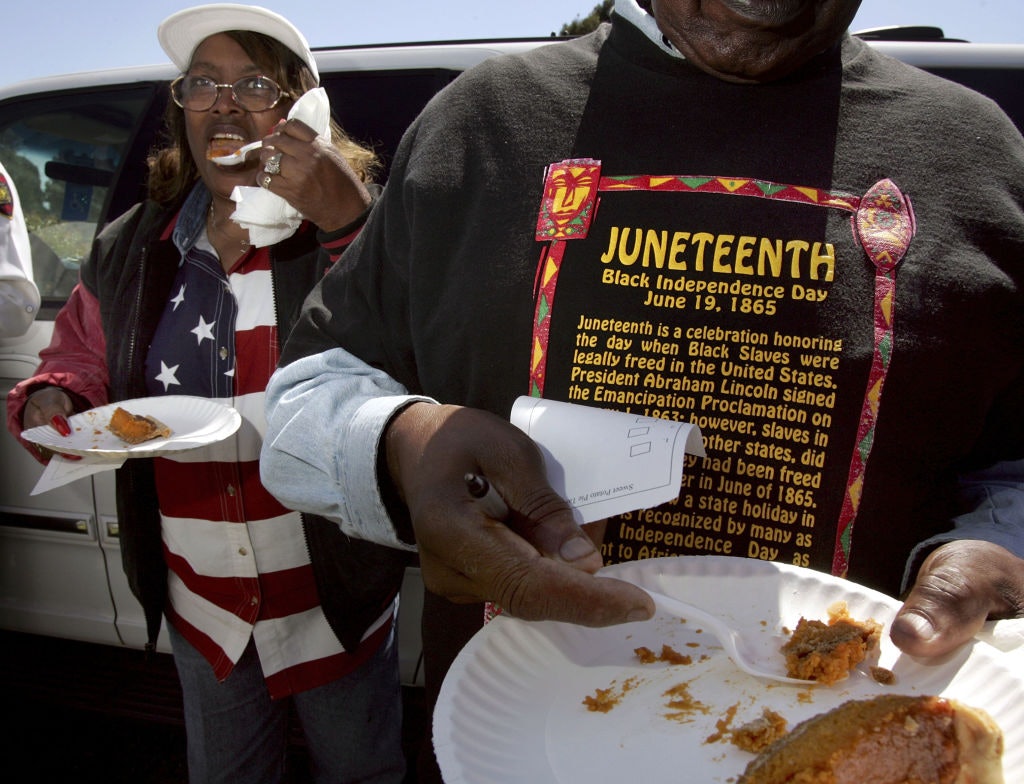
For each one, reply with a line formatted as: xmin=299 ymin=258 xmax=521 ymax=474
xmin=21 ymin=396 xmax=241 ymax=458
xmin=434 ymin=556 xmax=1022 ymax=784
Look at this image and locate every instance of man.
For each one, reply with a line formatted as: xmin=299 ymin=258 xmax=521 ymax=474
xmin=0 ymin=161 xmax=40 ymax=337
xmin=262 ymin=0 xmax=1023 ymax=776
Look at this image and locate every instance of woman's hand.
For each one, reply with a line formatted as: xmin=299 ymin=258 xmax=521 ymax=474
xmin=22 ymin=386 xmax=78 ymax=461
xmin=259 ymin=119 xmax=372 ymax=232
xmin=23 ymin=386 xmax=74 ymax=429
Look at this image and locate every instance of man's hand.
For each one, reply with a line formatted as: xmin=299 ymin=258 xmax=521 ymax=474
xmin=890 ymin=540 xmax=1024 ymax=657
xmin=384 ymin=402 xmax=655 ymax=627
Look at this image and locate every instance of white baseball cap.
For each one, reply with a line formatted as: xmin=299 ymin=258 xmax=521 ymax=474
xmin=158 ymin=3 xmax=319 ymax=83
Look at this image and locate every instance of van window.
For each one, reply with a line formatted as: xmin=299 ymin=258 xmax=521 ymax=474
xmin=321 ymin=68 xmax=460 ymax=176
xmin=0 ymin=87 xmax=152 ymax=304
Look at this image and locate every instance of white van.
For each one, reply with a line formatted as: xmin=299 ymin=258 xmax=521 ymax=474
xmin=1 ymin=31 xmax=1022 ymax=698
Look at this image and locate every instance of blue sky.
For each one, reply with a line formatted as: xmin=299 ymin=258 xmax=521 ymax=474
xmin=4 ymin=0 xmax=1022 ymax=87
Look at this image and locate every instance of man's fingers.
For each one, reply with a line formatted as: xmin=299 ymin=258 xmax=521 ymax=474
xmin=390 ymin=403 xmax=656 ymax=627
xmin=498 ymin=566 xmax=654 ymax=627
xmin=891 ymin=541 xmax=1023 ymax=658
xmin=503 ymin=503 xmax=603 ymax=570
xmin=418 ymin=525 xmax=653 ymax=628
xmin=891 ymin=585 xmax=987 ymax=658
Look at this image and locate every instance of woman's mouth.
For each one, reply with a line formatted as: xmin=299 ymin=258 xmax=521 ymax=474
xmin=206 ymin=133 xmax=246 ymax=161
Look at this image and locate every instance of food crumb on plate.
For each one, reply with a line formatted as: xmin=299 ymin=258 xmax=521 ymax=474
xmin=706 ymin=705 xmax=789 ymax=753
xmin=781 ymin=601 xmax=881 ymax=685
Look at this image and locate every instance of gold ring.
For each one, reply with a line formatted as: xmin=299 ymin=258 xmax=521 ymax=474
xmin=261 ymin=173 xmax=273 ymax=189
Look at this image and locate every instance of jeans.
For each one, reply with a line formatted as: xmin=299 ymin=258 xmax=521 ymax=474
xmin=168 ymin=623 xmax=405 ymax=784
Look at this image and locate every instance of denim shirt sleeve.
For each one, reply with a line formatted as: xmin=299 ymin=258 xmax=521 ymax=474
xmin=901 ymin=459 xmax=1024 ymax=592
xmin=260 ymin=347 xmax=435 ymax=550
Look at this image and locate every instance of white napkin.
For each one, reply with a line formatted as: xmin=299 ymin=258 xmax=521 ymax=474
xmin=31 ymin=453 xmax=125 ymax=495
xmin=230 ymin=87 xmax=331 ymax=247
xmin=976 ymin=618 xmax=1024 ymax=656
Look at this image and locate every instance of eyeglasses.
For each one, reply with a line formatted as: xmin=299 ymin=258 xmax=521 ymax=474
xmin=170 ymin=75 xmax=291 ymax=112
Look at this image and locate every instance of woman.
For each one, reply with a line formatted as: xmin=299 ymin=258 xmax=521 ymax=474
xmin=6 ymin=5 xmax=408 ymax=783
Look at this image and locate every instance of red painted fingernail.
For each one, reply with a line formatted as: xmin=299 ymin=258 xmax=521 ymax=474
xmin=60 ymin=453 xmax=82 ymax=462
xmin=51 ymin=414 xmax=72 ymax=437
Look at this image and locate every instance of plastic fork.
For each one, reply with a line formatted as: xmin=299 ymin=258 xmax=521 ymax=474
xmin=642 ymin=588 xmax=815 ymax=686
xmin=211 ymin=140 xmax=262 ymax=165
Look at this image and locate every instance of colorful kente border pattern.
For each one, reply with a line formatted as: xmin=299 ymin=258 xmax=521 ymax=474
xmin=834 ymin=178 xmax=916 ymax=575
xmin=530 ymin=161 xmax=915 ymax=577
